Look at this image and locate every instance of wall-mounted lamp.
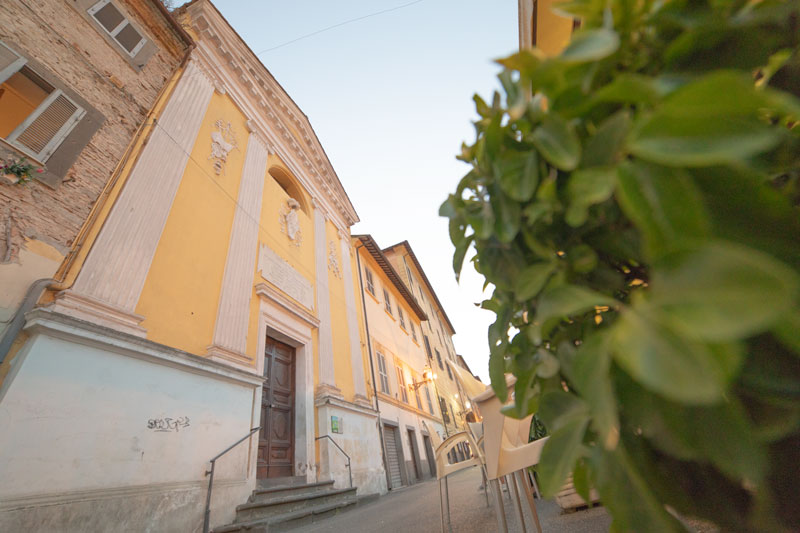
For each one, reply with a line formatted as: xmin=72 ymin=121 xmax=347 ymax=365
xmin=409 ymin=365 xmax=435 ymax=391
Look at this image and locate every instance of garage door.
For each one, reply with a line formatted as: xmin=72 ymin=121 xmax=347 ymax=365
xmin=383 ymin=425 xmax=403 ymax=489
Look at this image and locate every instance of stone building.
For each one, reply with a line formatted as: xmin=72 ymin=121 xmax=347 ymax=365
xmin=0 ymin=0 xmax=386 ymax=530
xmin=383 ymin=240 xmax=468 ymax=443
xmin=0 ymin=0 xmax=191 ymax=339
xmin=0 ymin=1 xmax=475 ymax=530
xmin=353 ymin=234 xmax=443 ymax=490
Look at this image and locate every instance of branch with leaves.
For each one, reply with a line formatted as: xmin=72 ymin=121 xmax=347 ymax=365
xmin=441 ymin=0 xmax=800 ymax=531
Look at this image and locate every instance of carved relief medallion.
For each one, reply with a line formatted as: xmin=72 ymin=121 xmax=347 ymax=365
xmin=209 ymin=119 xmax=239 ymax=175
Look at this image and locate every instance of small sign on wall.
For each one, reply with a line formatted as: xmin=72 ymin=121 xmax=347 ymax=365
xmin=331 ymin=416 xmax=342 ymax=434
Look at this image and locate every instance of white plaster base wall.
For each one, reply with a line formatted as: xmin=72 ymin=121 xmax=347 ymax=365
xmin=315 ymin=401 xmax=387 ymax=497
xmin=0 ymin=310 xmax=262 ymax=532
xmin=0 ymin=479 xmax=247 ymax=533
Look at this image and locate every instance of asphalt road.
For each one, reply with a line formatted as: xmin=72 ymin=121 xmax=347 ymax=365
xmin=292 ymin=466 xmax=612 ymax=533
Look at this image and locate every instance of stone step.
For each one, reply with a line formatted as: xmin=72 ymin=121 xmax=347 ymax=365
xmin=248 ymin=480 xmax=335 ymax=504
xmin=235 ymin=487 xmax=358 ymax=523
xmin=257 ymin=476 xmax=307 ymax=490
xmin=212 ymin=497 xmax=357 ymax=533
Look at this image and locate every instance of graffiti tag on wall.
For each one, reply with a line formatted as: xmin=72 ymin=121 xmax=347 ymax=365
xmin=147 ymin=417 xmax=190 ymax=432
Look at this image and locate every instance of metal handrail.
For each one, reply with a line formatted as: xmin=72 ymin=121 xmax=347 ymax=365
xmin=203 ymin=426 xmax=260 ymax=533
xmin=316 ymin=435 xmax=352 ymax=489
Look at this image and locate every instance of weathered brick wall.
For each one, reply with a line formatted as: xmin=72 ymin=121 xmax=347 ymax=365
xmin=0 ymin=0 xmax=188 ymax=261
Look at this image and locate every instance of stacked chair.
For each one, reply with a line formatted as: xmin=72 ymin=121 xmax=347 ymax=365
xmin=445 ymin=360 xmax=548 ymax=533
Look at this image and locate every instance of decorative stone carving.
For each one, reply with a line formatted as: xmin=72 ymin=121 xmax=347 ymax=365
xmin=279 ymin=198 xmax=303 ymax=247
xmin=328 ymin=241 xmax=341 ymax=278
xmin=209 ymin=119 xmax=238 ymax=175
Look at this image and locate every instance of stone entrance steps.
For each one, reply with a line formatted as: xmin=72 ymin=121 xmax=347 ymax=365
xmin=213 ymin=479 xmax=358 ymax=532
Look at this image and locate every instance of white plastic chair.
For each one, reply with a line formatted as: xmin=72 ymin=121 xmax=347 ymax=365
xmin=423 ymin=421 xmax=483 ymax=532
xmin=448 ymin=360 xmax=546 ymax=533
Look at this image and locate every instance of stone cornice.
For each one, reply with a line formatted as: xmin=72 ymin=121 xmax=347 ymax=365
xmin=255 ymin=282 xmax=320 ymax=329
xmin=182 ymin=2 xmax=359 ymax=228
xmin=22 ymin=308 xmax=264 ymax=388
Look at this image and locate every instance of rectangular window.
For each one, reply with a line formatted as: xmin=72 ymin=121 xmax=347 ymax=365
xmin=403 ymin=257 xmax=414 ymax=289
xmin=424 ymin=386 xmax=434 ymax=414
xmin=383 ymin=288 xmax=392 ymax=315
xmin=423 ymin=335 xmax=433 ymax=360
xmin=414 ymin=380 xmax=422 ymax=410
xmin=435 ymin=349 xmax=444 ymax=370
xmin=88 ymin=0 xmax=147 ymax=57
xmin=410 ymin=322 xmax=417 ymax=342
xmin=439 ymin=396 xmax=451 ymax=424
xmin=0 ymin=41 xmax=88 ymax=166
xmin=377 ymin=351 xmax=390 ymax=394
xmin=446 ymin=364 xmax=453 ymax=380
xmin=398 ymin=307 xmax=405 ymax=330
xmin=365 ymin=267 xmax=375 ymax=296
xmin=396 ymin=366 xmax=408 ymax=403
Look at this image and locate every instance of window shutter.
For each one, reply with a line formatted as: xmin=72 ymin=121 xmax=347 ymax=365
xmin=9 ymin=90 xmax=86 ymax=161
xmin=0 ymin=41 xmax=26 ymax=83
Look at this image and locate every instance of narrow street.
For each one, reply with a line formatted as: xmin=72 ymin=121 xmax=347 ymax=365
xmin=293 ymin=467 xmax=612 ymax=533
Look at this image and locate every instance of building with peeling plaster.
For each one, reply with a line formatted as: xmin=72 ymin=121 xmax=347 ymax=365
xmin=0 ymin=0 xmax=388 ymax=530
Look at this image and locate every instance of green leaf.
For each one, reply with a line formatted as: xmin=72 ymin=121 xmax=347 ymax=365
xmin=568 ymin=244 xmax=598 ymax=274
xmin=472 ymin=94 xmax=491 ymax=118
xmin=566 ymin=167 xmax=618 ymax=227
xmin=532 ymin=285 xmax=617 ymax=344
xmin=489 ymin=186 xmax=521 ymax=243
xmin=611 ymin=310 xmax=738 ymax=404
xmin=592 ymin=446 xmax=687 ymax=532
xmin=572 ymin=333 xmax=619 ymax=449
xmin=572 ymin=457 xmax=592 ymax=504
xmin=651 ymin=242 xmax=799 ymax=341
xmin=535 ymin=348 xmax=560 ymax=379
xmin=489 ymin=347 xmax=508 ymax=404
xmin=538 ymin=416 xmax=590 ymax=497
xmin=616 ymin=160 xmax=710 ymax=259
xmin=539 ymin=390 xmax=589 ymax=433
xmin=452 ymin=234 xmax=474 ymax=281
xmin=628 ymin=72 xmax=784 ymax=166
xmin=582 ymin=110 xmax=631 ymax=168
xmin=439 ymin=195 xmax=458 ymax=218
xmin=531 ymin=114 xmax=581 ymax=171
xmin=773 ymin=311 xmax=800 ymax=355
xmin=590 ymin=74 xmax=661 ymax=106
xmin=560 ymin=28 xmax=620 ymax=63
xmin=494 ymin=150 xmax=539 ymax=202
xmin=515 ymin=262 xmax=557 ymax=301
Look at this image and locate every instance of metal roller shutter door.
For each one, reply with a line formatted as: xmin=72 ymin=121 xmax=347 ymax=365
xmin=383 ymin=425 xmax=403 ymax=489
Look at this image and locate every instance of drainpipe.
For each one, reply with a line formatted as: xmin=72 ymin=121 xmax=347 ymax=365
xmin=0 ymin=278 xmax=54 ymax=364
xmin=355 ymin=242 xmax=392 ymax=490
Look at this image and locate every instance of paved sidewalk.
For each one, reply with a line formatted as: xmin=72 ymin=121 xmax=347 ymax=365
xmin=293 ymin=466 xmax=611 ymax=533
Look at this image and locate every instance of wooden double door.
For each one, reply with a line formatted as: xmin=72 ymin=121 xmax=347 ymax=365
xmin=257 ymin=337 xmax=295 ymax=479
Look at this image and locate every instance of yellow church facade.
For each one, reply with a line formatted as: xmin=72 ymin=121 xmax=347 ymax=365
xmin=0 ymin=1 xmax=385 ymax=530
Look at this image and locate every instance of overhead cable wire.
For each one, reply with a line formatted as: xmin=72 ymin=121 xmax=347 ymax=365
xmin=254 ymin=0 xmax=427 ymax=55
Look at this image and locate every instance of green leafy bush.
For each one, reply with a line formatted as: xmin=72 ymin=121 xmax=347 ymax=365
xmin=441 ymin=0 xmax=799 ymax=530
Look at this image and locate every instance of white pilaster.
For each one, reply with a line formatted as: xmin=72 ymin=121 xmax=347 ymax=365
xmin=313 ymin=200 xmax=340 ymax=398
xmin=339 ymin=231 xmax=369 ymax=405
xmin=207 ymin=130 xmax=269 ymax=365
xmin=63 ymin=59 xmax=214 ymax=334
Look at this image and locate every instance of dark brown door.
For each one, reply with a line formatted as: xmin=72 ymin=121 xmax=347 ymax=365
xmin=257 ymin=337 xmax=295 ymax=479
xmin=423 ymin=435 xmax=436 ymax=477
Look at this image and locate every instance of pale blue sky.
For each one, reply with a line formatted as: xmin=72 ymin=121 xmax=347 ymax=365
xmin=213 ymin=0 xmax=518 ymax=381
